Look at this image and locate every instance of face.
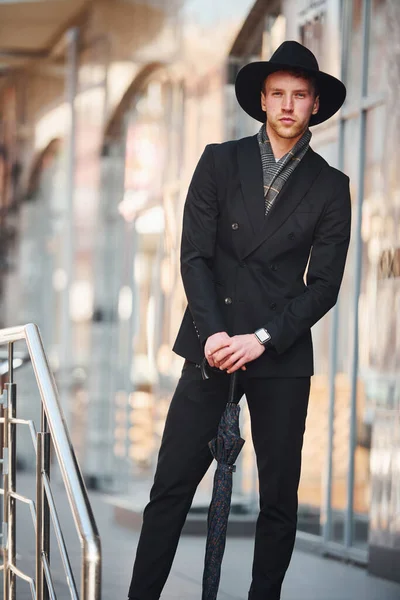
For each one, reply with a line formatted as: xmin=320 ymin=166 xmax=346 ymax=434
xmin=261 ymin=71 xmax=319 ymax=140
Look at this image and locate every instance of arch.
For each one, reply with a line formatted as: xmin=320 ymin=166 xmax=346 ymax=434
xmin=228 ymin=0 xmax=281 ymax=58
xmin=25 ymin=137 xmax=62 ymax=201
xmin=103 ymin=61 xmax=167 ymax=146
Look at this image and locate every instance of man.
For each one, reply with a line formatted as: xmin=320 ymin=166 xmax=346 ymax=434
xmin=128 ymin=41 xmax=351 ymax=600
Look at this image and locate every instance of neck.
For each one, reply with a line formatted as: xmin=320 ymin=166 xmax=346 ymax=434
xmin=265 ymin=122 xmax=307 ymax=160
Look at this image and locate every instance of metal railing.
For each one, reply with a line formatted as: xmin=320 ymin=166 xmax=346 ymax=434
xmin=0 ymin=323 xmax=101 ymax=599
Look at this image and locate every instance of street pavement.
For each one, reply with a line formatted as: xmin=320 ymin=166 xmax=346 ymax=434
xmin=2 ymin=471 xmax=400 ymax=599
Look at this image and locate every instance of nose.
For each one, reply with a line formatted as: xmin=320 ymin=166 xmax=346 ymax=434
xmin=282 ymin=94 xmax=294 ymax=112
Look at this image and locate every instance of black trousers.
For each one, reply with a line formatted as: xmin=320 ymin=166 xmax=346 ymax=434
xmin=128 ymin=362 xmax=310 ymax=600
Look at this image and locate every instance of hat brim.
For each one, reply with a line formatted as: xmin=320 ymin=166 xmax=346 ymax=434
xmin=235 ymin=62 xmax=346 ymax=126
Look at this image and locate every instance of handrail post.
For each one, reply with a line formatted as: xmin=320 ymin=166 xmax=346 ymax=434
xmin=6 ymin=378 xmax=17 ymax=600
xmin=43 ymin=416 xmax=51 ymax=600
xmin=3 ymin=341 xmax=17 ymax=600
xmin=9 ymin=346 xmax=15 ymax=600
xmin=36 ymin=430 xmax=51 ymax=600
xmin=36 ymin=433 xmax=43 ymax=600
xmin=2 ymin=377 xmax=9 ymax=600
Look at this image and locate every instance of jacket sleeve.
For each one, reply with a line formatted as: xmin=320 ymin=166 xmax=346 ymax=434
xmin=265 ymin=175 xmax=351 ymax=355
xmin=180 ymin=144 xmax=226 ymax=343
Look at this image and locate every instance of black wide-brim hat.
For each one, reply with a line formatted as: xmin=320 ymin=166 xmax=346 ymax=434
xmin=235 ymin=40 xmax=346 ymax=126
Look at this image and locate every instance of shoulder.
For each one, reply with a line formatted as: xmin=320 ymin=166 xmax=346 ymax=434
xmin=206 ymin=138 xmax=241 ymax=155
xmin=206 ymin=136 xmax=257 ymax=173
xmin=200 ymin=137 xmax=252 ymax=177
xmin=206 ymin=135 xmax=255 ymax=155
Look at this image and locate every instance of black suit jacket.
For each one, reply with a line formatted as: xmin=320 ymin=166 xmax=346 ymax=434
xmin=172 ymin=134 xmax=351 ymax=377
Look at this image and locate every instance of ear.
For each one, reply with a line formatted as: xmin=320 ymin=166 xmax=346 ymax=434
xmin=312 ymin=95 xmax=320 ymax=115
xmin=261 ymin=90 xmax=267 ymax=112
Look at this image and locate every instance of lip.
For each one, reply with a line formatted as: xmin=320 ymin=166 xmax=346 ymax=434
xmin=279 ymin=118 xmax=295 ymax=123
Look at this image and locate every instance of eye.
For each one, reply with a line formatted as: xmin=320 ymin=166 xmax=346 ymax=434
xmin=295 ymin=93 xmax=306 ymax=98
xmin=272 ymin=92 xmax=282 ymax=97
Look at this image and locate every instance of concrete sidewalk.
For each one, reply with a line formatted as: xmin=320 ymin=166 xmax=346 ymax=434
xmin=89 ymin=487 xmax=400 ymax=600
xmin=3 ymin=472 xmax=400 ymax=599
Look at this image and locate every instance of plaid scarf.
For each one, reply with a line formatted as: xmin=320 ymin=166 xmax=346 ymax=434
xmin=257 ymin=124 xmax=311 ymax=216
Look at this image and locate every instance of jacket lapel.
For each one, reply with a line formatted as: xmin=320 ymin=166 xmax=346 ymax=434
xmin=238 ymin=143 xmax=325 ymax=259
xmin=237 ymin=135 xmax=265 ymax=236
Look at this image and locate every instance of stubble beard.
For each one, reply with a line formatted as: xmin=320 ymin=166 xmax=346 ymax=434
xmin=268 ymin=116 xmax=309 ymax=140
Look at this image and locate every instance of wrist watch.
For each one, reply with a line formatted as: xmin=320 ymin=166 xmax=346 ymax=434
xmin=254 ymin=328 xmax=271 ymax=345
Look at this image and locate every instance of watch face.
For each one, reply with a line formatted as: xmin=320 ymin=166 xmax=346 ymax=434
xmin=256 ymin=328 xmax=270 ymax=343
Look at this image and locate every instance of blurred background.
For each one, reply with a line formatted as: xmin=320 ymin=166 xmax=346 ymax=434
xmin=0 ymin=0 xmax=398 ymax=585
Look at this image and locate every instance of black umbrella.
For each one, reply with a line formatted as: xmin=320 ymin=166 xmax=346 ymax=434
xmin=201 ymin=364 xmax=245 ymax=600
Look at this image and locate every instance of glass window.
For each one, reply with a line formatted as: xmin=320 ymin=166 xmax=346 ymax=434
xmin=300 ymin=12 xmax=326 ymax=69
xmin=110 ymin=78 xmax=170 ymax=482
xmin=321 ymin=117 xmax=359 ymax=543
xmin=368 ymin=0 xmax=387 ymax=95
xmin=352 ymin=103 xmax=388 ymax=550
xmin=360 ymin=104 xmax=386 ymax=375
xmin=297 ymin=137 xmax=340 ymax=538
xmin=328 ymin=105 xmax=386 ymax=548
xmin=347 ymin=0 xmax=363 ymax=104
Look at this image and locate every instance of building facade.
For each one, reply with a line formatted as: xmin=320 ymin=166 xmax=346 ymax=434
xmin=0 ymin=0 xmax=398 ymax=582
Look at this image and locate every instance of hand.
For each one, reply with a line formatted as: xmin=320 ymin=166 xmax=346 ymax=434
xmin=204 ymin=332 xmax=231 ymax=368
xmin=211 ymin=334 xmax=265 ymax=373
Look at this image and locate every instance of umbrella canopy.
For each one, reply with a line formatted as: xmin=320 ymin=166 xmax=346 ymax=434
xmin=202 ymin=371 xmax=245 ymax=600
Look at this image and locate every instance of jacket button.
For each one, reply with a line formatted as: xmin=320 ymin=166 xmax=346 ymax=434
xmin=232 ymin=223 xmax=239 ymax=230
xmin=224 ymin=297 xmax=232 ymax=305
xmin=288 ymin=232 xmax=295 ymax=240
xmin=270 ymin=302 xmax=277 ymax=310
xmin=270 ymin=264 xmax=278 ymax=271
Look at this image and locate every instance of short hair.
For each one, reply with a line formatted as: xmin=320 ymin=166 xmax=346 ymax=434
xmin=263 ymin=68 xmax=319 ymax=98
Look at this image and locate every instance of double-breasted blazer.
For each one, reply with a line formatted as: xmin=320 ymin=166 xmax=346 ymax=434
xmin=172 ymin=134 xmax=351 ymax=377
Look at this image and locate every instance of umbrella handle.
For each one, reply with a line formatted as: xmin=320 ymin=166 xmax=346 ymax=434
xmin=228 ymin=371 xmax=239 ymax=404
